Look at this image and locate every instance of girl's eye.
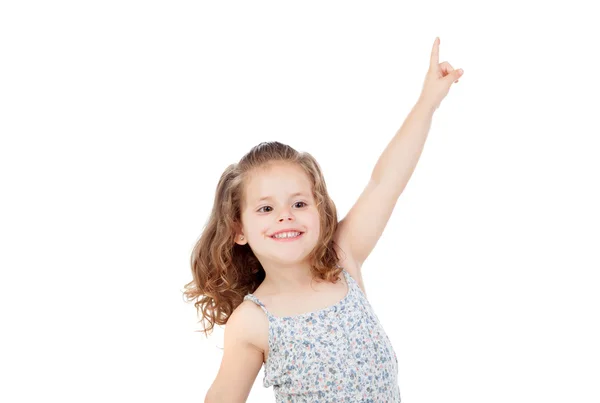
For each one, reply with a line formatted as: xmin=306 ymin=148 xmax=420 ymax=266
xmin=257 ymin=201 xmax=307 ymax=213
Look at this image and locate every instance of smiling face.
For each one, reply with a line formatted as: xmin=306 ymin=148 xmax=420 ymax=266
xmin=236 ymin=161 xmax=321 ymax=266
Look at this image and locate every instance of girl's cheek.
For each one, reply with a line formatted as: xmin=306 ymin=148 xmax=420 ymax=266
xmin=260 ymin=224 xmax=271 ymax=235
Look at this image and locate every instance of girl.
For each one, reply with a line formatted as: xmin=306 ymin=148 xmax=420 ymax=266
xmin=184 ymin=37 xmax=463 ymax=402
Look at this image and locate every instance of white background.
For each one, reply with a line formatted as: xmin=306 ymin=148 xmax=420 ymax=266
xmin=1 ymin=1 xmax=599 ymax=402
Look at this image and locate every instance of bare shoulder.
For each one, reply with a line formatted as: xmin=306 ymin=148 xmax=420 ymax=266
xmin=232 ymin=299 xmax=269 ymax=358
xmin=333 ymin=236 xmax=368 ymax=296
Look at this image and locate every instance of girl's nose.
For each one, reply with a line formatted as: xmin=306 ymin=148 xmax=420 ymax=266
xmin=278 ymin=212 xmax=294 ymax=222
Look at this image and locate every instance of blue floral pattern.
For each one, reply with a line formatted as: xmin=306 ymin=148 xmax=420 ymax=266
xmin=244 ymin=267 xmax=401 ymax=402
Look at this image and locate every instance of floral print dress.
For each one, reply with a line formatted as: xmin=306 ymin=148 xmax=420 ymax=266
xmin=243 ymin=267 xmax=401 ymax=402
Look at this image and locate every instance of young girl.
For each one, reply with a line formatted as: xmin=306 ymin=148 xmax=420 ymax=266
xmin=184 ymin=37 xmax=463 ymax=402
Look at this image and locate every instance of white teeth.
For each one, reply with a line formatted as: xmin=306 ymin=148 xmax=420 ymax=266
xmin=272 ymin=231 xmax=301 ymax=239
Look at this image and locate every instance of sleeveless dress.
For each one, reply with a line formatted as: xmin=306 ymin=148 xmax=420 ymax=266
xmin=243 ymin=267 xmax=401 ymax=402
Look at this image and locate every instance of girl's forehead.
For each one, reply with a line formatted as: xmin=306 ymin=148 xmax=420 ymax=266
xmin=246 ymin=164 xmax=312 ymax=200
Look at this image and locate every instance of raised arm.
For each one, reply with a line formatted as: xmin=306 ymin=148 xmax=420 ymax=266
xmin=334 ymin=37 xmax=463 ymax=268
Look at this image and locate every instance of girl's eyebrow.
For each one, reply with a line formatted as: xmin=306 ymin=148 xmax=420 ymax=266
xmin=255 ymin=192 xmax=307 ymax=203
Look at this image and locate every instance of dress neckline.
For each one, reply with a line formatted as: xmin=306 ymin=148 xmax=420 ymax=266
xmin=247 ymin=269 xmax=351 ymax=320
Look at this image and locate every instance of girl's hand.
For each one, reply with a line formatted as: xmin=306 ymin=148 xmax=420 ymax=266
xmin=418 ymin=37 xmax=463 ymax=110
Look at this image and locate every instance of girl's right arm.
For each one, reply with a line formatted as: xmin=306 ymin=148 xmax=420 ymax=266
xmin=204 ymin=302 xmax=264 ymax=403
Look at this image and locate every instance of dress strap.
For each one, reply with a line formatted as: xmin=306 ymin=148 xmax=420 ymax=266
xmin=337 ymin=264 xmax=350 ymax=282
xmin=243 ymin=294 xmax=271 ymax=316
xmin=339 ymin=268 xmax=354 ymax=293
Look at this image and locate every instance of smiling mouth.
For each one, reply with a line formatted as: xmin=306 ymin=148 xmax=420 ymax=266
xmin=270 ymin=232 xmax=304 ymax=240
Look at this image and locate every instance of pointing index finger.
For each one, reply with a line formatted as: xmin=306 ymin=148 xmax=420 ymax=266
xmin=430 ymin=37 xmax=439 ymax=68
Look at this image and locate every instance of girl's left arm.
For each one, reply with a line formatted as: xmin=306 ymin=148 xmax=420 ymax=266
xmin=334 ymin=37 xmax=464 ymax=268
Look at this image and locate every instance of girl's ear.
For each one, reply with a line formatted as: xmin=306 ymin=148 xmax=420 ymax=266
xmin=233 ymin=223 xmax=247 ymax=245
xmin=234 ymin=233 xmax=247 ymax=245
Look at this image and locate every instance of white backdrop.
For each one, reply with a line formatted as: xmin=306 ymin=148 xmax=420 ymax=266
xmin=1 ymin=1 xmax=599 ymax=402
